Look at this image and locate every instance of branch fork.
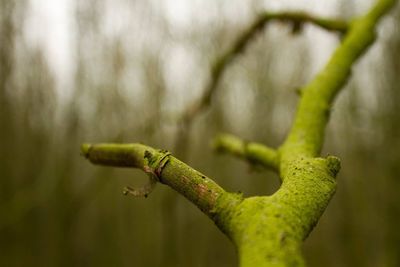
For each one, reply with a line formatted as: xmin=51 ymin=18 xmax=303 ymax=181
xmin=81 ymin=0 xmax=397 ymax=266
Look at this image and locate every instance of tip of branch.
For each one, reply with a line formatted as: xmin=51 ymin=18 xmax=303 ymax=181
xmin=80 ymin=143 xmax=92 ymax=158
xmin=212 ymin=133 xmax=242 ymax=152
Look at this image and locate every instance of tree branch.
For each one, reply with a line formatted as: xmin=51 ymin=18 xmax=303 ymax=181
xmin=80 ymin=1 xmax=397 ymax=266
xmin=174 ymin=11 xmax=349 ymax=159
xmin=81 ymin=143 xmax=233 ymax=218
xmin=281 ymin=0 xmax=397 ymax=159
xmin=180 ymin=12 xmax=348 ymax=128
xmin=261 ymin=12 xmax=348 ymax=34
xmin=223 ymin=1 xmax=396 ymax=265
xmin=170 ymin=8 xmax=351 ymax=166
xmin=213 ymin=133 xmax=279 ymax=173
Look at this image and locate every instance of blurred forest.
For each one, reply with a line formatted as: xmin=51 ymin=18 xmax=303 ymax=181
xmin=0 ymin=0 xmax=399 ymax=266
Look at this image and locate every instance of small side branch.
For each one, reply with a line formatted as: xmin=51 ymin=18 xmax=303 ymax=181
xmin=213 ymin=134 xmax=279 ymax=173
xmin=81 ymin=143 xmax=228 ymax=217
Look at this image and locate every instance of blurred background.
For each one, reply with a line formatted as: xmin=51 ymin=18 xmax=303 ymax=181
xmin=0 ymin=0 xmax=399 ymax=266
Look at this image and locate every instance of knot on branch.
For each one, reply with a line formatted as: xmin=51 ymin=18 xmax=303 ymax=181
xmin=143 ymin=149 xmax=172 ymax=181
xmin=124 ymin=149 xmax=171 ymax=198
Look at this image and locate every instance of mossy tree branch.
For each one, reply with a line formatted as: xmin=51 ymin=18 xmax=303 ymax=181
xmin=281 ymin=0 xmax=397 ymax=159
xmin=81 ymin=143 xmax=237 ymax=218
xmin=81 ymin=0 xmax=397 ymax=266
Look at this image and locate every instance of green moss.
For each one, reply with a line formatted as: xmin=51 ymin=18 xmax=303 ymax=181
xmin=217 ymin=196 xmax=304 ymax=267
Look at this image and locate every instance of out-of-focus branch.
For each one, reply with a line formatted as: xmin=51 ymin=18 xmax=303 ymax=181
xmin=213 ymin=134 xmax=279 ymax=173
xmin=175 ymin=11 xmax=348 ymax=158
xmin=180 ymin=18 xmax=267 ymax=126
xmin=180 ymin=12 xmax=348 ymax=128
xmin=261 ymin=12 xmax=348 ymax=34
xmin=81 ymin=143 xmax=232 ymax=217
